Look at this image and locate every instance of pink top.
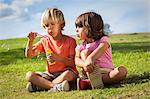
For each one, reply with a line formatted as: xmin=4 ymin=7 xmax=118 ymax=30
xmin=76 ymin=36 xmax=114 ymax=69
xmin=34 ymin=35 xmax=78 ymax=74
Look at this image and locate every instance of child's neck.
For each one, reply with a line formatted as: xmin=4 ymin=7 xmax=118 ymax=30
xmin=51 ymin=34 xmax=63 ymax=41
xmin=85 ymin=38 xmax=94 ymax=43
xmin=55 ymin=34 xmax=63 ymax=40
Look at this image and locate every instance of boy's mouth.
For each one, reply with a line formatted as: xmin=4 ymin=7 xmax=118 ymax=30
xmin=48 ymin=30 xmax=53 ymax=35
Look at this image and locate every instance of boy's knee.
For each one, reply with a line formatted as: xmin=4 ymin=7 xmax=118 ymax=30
xmin=26 ymin=71 xmax=35 ymax=81
xmin=64 ymin=70 xmax=75 ymax=80
xmin=64 ymin=70 xmax=71 ymax=75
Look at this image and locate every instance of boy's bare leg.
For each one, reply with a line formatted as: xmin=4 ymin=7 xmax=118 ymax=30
xmin=52 ymin=70 xmax=75 ymax=84
xmin=26 ymin=71 xmax=54 ymax=89
xmin=102 ymin=66 xmax=128 ymax=84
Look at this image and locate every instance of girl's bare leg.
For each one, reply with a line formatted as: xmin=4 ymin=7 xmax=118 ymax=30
xmin=102 ymin=66 xmax=128 ymax=84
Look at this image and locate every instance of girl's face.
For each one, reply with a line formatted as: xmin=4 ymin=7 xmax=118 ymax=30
xmin=76 ymin=26 xmax=87 ymax=40
xmin=44 ymin=19 xmax=62 ymax=38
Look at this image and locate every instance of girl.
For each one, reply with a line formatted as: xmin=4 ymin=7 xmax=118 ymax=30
xmin=75 ymin=12 xmax=127 ymax=90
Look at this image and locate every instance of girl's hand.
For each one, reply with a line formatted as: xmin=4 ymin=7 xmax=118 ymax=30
xmin=83 ymin=58 xmax=94 ymax=73
xmin=27 ymin=32 xmax=38 ymax=41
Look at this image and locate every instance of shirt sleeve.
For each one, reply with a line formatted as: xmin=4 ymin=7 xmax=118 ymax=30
xmin=100 ymin=36 xmax=109 ymax=43
xmin=75 ymin=45 xmax=81 ymax=51
xmin=87 ymin=36 xmax=110 ymax=51
xmin=76 ymin=44 xmax=86 ymax=52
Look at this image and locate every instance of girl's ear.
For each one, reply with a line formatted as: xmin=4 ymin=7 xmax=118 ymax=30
xmin=83 ymin=27 xmax=88 ymax=35
xmin=84 ymin=28 xmax=93 ymax=39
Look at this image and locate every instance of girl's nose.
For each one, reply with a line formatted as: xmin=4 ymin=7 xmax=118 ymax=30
xmin=76 ymin=34 xmax=79 ymax=37
xmin=76 ymin=29 xmax=78 ymax=33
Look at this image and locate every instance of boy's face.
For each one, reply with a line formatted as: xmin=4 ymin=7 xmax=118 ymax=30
xmin=44 ymin=19 xmax=62 ymax=38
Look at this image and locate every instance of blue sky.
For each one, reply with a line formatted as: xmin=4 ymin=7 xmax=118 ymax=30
xmin=0 ymin=0 xmax=150 ymax=40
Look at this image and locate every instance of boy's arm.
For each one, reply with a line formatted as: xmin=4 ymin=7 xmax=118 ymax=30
xmin=25 ymin=32 xmax=39 ymax=58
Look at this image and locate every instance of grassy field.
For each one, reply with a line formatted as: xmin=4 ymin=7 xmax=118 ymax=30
xmin=0 ymin=33 xmax=150 ymax=99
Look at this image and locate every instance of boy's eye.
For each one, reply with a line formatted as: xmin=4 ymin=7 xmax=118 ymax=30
xmin=50 ymin=23 xmax=54 ymax=25
xmin=45 ymin=24 xmax=49 ymax=27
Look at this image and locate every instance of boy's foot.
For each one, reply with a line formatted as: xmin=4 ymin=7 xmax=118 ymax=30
xmin=77 ymin=78 xmax=91 ymax=90
xmin=26 ymin=82 xmax=44 ymax=92
xmin=48 ymin=80 xmax=69 ymax=92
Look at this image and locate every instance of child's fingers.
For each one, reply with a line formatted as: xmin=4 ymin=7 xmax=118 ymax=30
xmin=27 ymin=32 xmax=38 ymax=39
xmin=84 ymin=65 xmax=94 ymax=73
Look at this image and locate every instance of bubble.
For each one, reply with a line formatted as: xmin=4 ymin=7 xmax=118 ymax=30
xmin=7 ymin=47 xmax=10 ymax=51
xmin=1 ymin=43 xmax=6 ymax=47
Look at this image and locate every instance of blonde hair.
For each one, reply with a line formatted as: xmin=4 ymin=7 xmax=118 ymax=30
xmin=41 ymin=8 xmax=65 ymax=30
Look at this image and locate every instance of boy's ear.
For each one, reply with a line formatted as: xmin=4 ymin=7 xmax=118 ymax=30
xmin=61 ymin=23 xmax=65 ymax=30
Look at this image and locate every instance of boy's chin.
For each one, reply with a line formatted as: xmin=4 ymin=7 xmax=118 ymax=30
xmin=48 ymin=33 xmax=54 ymax=37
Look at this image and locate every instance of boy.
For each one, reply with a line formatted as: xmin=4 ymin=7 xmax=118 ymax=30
xmin=25 ymin=8 xmax=78 ymax=92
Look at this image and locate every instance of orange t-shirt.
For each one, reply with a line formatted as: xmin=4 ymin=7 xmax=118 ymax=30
xmin=34 ymin=35 xmax=78 ymax=74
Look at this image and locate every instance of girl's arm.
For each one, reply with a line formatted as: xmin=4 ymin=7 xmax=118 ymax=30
xmin=80 ymin=49 xmax=91 ymax=61
xmin=81 ymin=42 xmax=109 ymax=73
xmin=75 ymin=49 xmax=94 ymax=73
xmin=75 ymin=49 xmax=85 ymax=68
xmin=85 ymin=42 xmax=109 ymax=62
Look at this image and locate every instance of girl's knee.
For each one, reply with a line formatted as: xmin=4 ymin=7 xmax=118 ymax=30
xmin=118 ymin=66 xmax=128 ymax=77
xmin=26 ymin=71 xmax=36 ymax=81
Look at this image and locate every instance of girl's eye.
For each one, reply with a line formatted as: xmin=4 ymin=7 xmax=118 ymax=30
xmin=76 ymin=24 xmax=83 ymax=28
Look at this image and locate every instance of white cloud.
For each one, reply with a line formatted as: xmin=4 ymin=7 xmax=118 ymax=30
xmin=0 ymin=0 xmax=42 ymax=21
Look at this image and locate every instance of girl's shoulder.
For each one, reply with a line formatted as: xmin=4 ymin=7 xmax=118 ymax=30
xmin=98 ymin=36 xmax=109 ymax=43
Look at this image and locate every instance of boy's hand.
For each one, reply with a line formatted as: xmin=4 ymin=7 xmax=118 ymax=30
xmin=47 ymin=52 xmax=61 ymax=62
xmin=27 ymin=32 xmax=38 ymax=41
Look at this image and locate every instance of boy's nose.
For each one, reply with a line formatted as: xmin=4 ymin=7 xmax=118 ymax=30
xmin=47 ymin=26 xmax=51 ymax=30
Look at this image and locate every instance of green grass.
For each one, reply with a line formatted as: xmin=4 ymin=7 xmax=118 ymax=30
xmin=0 ymin=33 xmax=150 ymax=99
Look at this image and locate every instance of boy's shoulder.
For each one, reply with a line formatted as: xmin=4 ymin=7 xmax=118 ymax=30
xmin=63 ymin=34 xmax=76 ymax=41
xmin=40 ymin=35 xmax=49 ymax=41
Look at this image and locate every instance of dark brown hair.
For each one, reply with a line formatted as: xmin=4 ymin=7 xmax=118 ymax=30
xmin=75 ymin=12 xmax=107 ymax=41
